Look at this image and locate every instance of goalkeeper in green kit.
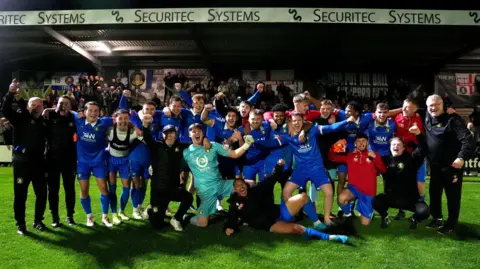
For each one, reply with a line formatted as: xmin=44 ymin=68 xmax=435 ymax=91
xmin=182 ymin=123 xmax=255 ymax=228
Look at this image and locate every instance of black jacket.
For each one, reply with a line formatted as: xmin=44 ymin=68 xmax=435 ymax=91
xmin=45 ymin=110 xmax=77 ymax=162
xmin=225 ymin=164 xmax=285 ymax=232
xmin=143 ymin=127 xmax=189 ymax=190
xmin=313 ymin=114 xmax=347 ymax=170
xmin=1 ymin=92 xmax=46 ymax=162
xmin=382 ymin=134 xmax=427 ymax=204
xmin=424 ymin=112 xmax=473 ymax=167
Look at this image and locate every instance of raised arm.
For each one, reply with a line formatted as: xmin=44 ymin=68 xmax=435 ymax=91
xmin=119 ymin=90 xmax=130 ymax=110
xmin=226 ymin=135 xmax=255 ymax=159
xmin=141 ymin=114 xmax=156 ymax=151
xmin=201 ymin=104 xmax=215 ymax=127
xmin=247 ymin=89 xmax=261 ymax=105
xmin=1 ymin=84 xmax=24 ymax=127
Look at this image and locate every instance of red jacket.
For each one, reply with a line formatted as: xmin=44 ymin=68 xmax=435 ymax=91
xmin=394 ymin=113 xmax=424 ymax=153
xmin=264 ymin=110 xmax=321 ymax=122
xmin=329 ymin=149 xmax=386 ymax=196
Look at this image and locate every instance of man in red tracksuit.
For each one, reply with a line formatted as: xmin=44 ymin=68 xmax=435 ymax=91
xmin=329 ymin=133 xmax=386 ymax=226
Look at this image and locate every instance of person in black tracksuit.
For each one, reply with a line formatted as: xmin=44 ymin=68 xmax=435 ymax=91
xmin=44 ymin=96 xmax=77 ymax=227
xmin=1 ymin=82 xmax=48 ymax=235
xmin=372 ymin=128 xmax=430 ymax=230
xmin=142 ymin=121 xmax=193 ymax=231
xmin=224 ymin=160 xmax=349 ymax=244
xmin=422 ymin=95 xmax=474 ymax=234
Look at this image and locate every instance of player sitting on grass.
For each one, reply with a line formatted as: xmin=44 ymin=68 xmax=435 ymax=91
xmin=225 ymin=159 xmax=348 ymax=244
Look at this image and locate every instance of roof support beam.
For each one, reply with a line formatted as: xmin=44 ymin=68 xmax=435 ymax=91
xmin=39 ymin=27 xmax=102 ymax=69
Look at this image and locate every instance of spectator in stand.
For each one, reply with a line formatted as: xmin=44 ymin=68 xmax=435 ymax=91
xmin=152 ymin=93 xmax=161 ymax=108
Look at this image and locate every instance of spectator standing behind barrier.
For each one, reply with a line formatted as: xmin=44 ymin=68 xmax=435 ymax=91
xmin=1 ymin=80 xmax=48 ymax=235
xmin=423 ymin=95 xmax=473 ymax=235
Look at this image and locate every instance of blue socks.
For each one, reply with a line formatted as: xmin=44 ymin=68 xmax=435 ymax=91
xmin=304 ymin=227 xmax=329 ymax=241
xmin=303 ymin=200 xmax=319 ymax=223
xmin=80 ymin=196 xmax=92 ymax=215
xmin=109 ymin=184 xmax=117 ymax=214
xmin=130 ymin=188 xmax=138 ymax=208
xmin=340 ymin=203 xmax=352 ymax=215
xmin=120 ymin=187 xmax=130 ymax=211
xmin=419 ymin=195 xmax=426 ymax=201
xmin=100 ymin=194 xmax=110 ymax=214
xmin=138 ymin=187 xmax=146 ymax=206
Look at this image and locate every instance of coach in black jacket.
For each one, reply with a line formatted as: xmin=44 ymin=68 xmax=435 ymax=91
xmin=372 ymin=125 xmax=429 ymax=230
xmin=142 ymin=119 xmax=193 ymax=232
xmin=422 ymin=95 xmax=473 ymax=235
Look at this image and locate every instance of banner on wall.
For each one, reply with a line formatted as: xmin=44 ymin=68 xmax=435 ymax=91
xmin=326 ymin=72 xmax=389 ymax=99
xmin=455 ymin=73 xmax=478 ymax=96
xmin=17 ymin=71 xmax=87 ymax=99
xmin=435 ymin=72 xmax=478 ymax=107
xmin=0 ymin=8 xmax=480 ymax=26
xmin=242 ymin=70 xmax=267 ymax=81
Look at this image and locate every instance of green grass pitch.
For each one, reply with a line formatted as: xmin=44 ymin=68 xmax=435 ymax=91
xmin=0 ymin=167 xmax=479 ymax=269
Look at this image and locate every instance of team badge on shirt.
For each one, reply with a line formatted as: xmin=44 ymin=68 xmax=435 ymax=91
xmin=199 ymin=210 xmax=204 ymax=215
xmin=397 ymin=163 xmax=404 ymax=169
xmin=435 ymin=123 xmax=442 ymax=128
xmin=17 ymin=177 xmax=23 ymax=184
xmin=353 ymin=157 xmax=359 ymax=162
xmin=94 ymin=127 xmax=99 ymax=131
xmin=153 ymin=207 xmax=159 ymax=213
xmin=175 ymin=147 xmax=179 ymax=152
xmin=366 ymin=158 xmax=371 ymax=163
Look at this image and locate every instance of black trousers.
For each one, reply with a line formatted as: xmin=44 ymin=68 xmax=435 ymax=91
xmin=149 ymin=187 xmax=193 ymax=229
xmin=429 ymin=166 xmax=463 ymax=228
xmin=13 ymin=160 xmax=47 ymax=227
xmin=372 ymin=193 xmax=430 ymax=222
xmin=47 ymin=158 xmax=76 ymax=218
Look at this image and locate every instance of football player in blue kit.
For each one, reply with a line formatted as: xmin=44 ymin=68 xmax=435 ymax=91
xmin=106 ymin=109 xmax=141 ymax=224
xmin=237 ymin=109 xmax=272 ymax=184
xmin=73 ymin=102 xmax=114 ymax=227
xmin=366 ymin=103 xmax=397 ymax=191
xmin=258 ymin=113 xmax=355 ymax=229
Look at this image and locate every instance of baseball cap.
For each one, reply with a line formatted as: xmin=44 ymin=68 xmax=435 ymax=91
xmin=162 ymin=124 xmax=177 ymax=134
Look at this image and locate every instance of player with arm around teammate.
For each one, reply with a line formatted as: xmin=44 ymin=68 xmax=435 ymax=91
xmin=182 ymin=123 xmax=255 ymax=228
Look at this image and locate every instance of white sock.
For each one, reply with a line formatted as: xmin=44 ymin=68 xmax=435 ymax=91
xmin=313 ymin=220 xmax=321 ymax=226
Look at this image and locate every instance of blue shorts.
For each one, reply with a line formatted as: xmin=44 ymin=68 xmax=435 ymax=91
xmin=130 ymin=161 xmax=151 ymax=180
xmin=337 ymin=164 xmax=348 ymax=174
xmin=290 ymin=166 xmax=329 ymax=190
xmin=416 ymin=160 xmax=427 ymax=183
xmin=347 ymin=185 xmax=374 ymax=219
xmin=78 ymin=161 xmax=107 ymax=180
xmin=242 ymin=161 xmax=265 ymax=182
xmin=109 ymin=155 xmax=130 ymax=179
xmin=278 ymin=200 xmax=294 ymax=222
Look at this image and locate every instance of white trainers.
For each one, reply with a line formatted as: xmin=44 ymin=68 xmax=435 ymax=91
xmin=132 ymin=208 xmax=142 ymax=220
xmin=86 ymin=214 xmax=94 ymax=227
xmin=118 ymin=211 xmax=130 ymax=220
xmin=170 ymin=218 xmax=183 ymax=231
xmin=141 ymin=207 xmax=150 ymax=220
xmin=112 ymin=214 xmax=122 ymax=225
xmin=102 ymin=215 xmax=113 ymax=227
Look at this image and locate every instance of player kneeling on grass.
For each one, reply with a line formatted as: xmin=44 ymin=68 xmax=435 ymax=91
xmin=329 ymin=133 xmax=386 ymax=226
xmin=183 ymin=123 xmax=254 ymax=228
xmin=372 ymin=125 xmax=430 ymax=230
xmin=225 ymin=159 xmax=348 ymax=244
